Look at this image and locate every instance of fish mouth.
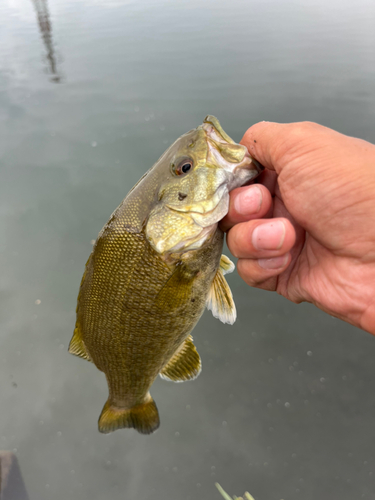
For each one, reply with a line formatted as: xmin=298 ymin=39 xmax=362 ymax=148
xmin=201 ymin=119 xmax=264 ymax=187
xmin=232 ymin=150 xmax=264 ymax=189
xmin=248 ymin=156 xmax=264 ymax=175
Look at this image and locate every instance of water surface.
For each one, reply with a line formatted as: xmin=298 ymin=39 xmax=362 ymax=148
xmin=1 ymin=0 xmax=375 ymax=499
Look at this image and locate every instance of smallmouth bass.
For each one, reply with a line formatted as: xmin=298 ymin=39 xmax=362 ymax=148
xmin=69 ymin=116 xmax=263 ymax=434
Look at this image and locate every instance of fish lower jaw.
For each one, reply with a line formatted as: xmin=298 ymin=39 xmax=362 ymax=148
xmin=166 ymin=223 xmax=217 ymax=255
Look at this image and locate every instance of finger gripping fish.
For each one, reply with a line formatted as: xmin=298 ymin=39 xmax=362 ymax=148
xmin=69 ymin=116 xmax=263 ymax=434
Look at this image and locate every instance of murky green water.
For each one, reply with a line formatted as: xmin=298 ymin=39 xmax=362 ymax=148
xmin=1 ymin=0 xmax=375 ymax=499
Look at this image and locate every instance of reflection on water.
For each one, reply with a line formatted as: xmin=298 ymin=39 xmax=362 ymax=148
xmin=1 ymin=0 xmax=375 ymax=499
xmin=31 ymin=0 xmax=61 ymax=82
xmin=0 ymin=452 xmax=30 ymax=500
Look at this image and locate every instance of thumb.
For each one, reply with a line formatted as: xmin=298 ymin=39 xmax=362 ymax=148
xmin=240 ymin=121 xmax=339 ymax=175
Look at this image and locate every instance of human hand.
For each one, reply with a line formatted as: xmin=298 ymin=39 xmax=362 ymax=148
xmin=220 ymin=122 xmax=375 ymax=334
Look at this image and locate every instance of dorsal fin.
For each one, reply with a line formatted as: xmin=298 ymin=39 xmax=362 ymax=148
xmin=206 ymin=255 xmax=236 ymax=325
xmin=160 ymin=336 xmax=201 ymax=382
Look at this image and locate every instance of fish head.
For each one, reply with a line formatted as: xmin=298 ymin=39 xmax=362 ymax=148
xmin=146 ymin=116 xmax=263 ymax=255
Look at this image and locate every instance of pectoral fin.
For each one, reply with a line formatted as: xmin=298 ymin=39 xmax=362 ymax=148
xmin=68 ymin=325 xmax=93 ymax=362
xmin=206 ymin=256 xmax=236 ymax=325
xmin=219 ymin=254 xmax=235 ymax=275
xmin=160 ymin=336 xmax=202 ymax=382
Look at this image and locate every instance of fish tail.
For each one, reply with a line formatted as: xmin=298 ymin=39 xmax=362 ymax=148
xmin=98 ymin=394 xmax=160 ymax=435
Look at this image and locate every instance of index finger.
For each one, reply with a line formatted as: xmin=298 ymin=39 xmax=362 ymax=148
xmin=220 ymin=183 xmax=272 ymax=232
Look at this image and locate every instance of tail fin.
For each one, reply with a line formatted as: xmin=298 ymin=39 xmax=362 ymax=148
xmin=98 ymin=395 xmax=160 ymax=435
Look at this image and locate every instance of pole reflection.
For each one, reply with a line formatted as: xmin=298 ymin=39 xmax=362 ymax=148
xmin=31 ymin=0 xmax=61 ymax=83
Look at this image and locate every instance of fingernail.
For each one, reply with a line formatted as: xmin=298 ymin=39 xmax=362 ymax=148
xmin=233 ymin=186 xmax=262 ymax=215
xmin=252 ymin=220 xmax=286 ymax=250
xmin=258 ymin=254 xmax=289 ymax=269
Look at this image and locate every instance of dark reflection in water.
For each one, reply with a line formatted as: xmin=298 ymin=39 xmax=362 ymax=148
xmin=31 ymin=0 xmax=61 ymax=82
xmin=0 ymin=452 xmax=30 ymax=500
xmin=1 ymin=1 xmax=375 ymax=499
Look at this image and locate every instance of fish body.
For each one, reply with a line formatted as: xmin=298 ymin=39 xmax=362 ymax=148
xmin=69 ymin=116 xmax=262 ymax=434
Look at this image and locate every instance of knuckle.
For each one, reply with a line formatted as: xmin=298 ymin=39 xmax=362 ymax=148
xmin=237 ymin=259 xmax=263 ymax=286
xmin=226 ymin=234 xmax=239 ymax=259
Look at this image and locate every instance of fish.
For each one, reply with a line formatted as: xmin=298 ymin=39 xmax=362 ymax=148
xmin=69 ymin=116 xmax=263 ymax=434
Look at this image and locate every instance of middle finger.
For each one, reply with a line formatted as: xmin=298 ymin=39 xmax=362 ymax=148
xmin=227 ymin=217 xmax=296 ymax=259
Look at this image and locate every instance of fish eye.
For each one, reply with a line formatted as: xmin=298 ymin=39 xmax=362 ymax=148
xmin=172 ymin=157 xmax=193 ymax=176
xmin=181 ymin=163 xmax=191 ymax=173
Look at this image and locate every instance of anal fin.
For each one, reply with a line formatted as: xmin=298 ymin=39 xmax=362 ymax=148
xmin=98 ymin=394 xmax=160 ymax=435
xmin=160 ymin=336 xmax=201 ymax=382
xmin=206 ymin=255 xmax=236 ymax=325
xmin=68 ymin=325 xmax=93 ymax=362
